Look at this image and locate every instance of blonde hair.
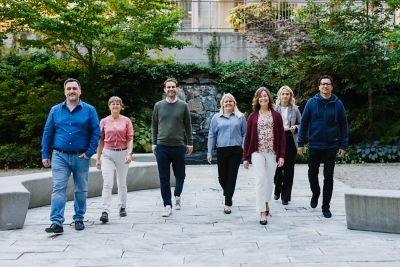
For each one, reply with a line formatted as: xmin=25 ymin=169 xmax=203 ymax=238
xmin=219 ymin=93 xmax=243 ymax=118
xmin=108 ymin=96 xmax=124 ymax=107
xmin=252 ymin=87 xmax=274 ymax=111
xmin=276 ymin=85 xmax=296 ymax=106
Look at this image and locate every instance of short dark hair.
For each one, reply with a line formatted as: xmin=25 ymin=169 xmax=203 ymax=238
xmin=64 ymin=78 xmax=81 ymax=89
xmin=164 ymin=78 xmax=178 ymax=87
xmin=318 ymin=75 xmax=333 ymax=86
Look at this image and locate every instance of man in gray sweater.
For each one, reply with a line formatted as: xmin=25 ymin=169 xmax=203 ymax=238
xmin=151 ymin=78 xmax=193 ymax=217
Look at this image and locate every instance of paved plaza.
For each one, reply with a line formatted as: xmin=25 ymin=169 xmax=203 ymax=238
xmin=0 ymin=164 xmax=399 ymax=267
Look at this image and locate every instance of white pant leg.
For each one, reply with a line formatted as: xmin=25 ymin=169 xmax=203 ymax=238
xmin=264 ymin=152 xmax=277 ymax=203
xmin=252 ymin=152 xmax=276 ymax=214
xmin=101 ymin=150 xmax=116 ymax=213
xmin=114 ymin=150 xmax=129 ymax=209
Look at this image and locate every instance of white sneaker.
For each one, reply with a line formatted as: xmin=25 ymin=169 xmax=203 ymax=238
xmin=175 ymin=196 xmax=181 ymax=210
xmin=162 ymin=205 xmax=172 ymax=217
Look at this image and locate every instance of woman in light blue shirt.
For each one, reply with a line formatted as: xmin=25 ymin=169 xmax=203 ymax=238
xmin=207 ymin=93 xmax=247 ymax=214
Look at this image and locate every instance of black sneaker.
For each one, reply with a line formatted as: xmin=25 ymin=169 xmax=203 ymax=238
xmin=322 ymin=209 xmax=332 ymax=218
xmin=274 ymin=194 xmax=280 ymax=200
xmin=74 ymin=220 xmax=85 ymax=231
xmin=282 ymin=200 xmax=289 ymax=205
xmin=310 ymin=194 xmax=319 ymax=208
xmin=45 ymin=223 xmax=63 ymax=233
xmin=119 ymin=208 xmax=127 ymax=217
xmin=100 ymin=212 xmax=109 ymax=223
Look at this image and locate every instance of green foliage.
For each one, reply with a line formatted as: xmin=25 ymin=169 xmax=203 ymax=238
xmin=0 ymin=0 xmax=187 ymax=80
xmin=0 ymin=139 xmax=42 ymax=169
xmin=355 ymin=142 xmax=400 ymax=162
xmin=130 ymin=108 xmax=153 ymax=153
xmin=295 ymin=142 xmax=399 ymax=164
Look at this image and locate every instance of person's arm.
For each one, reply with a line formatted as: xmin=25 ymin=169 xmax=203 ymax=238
xmin=124 ymin=118 xmax=134 ymax=163
xmin=297 ymin=101 xmax=310 ymax=156
xmin=291 ymin=106 xmax=302 ymax=133
xmin=151 ymin=104 xmax=158 ymax=156
xmin=338 ymin=101 xmax=349 ymax=157
xmin=83 ymin=106 xmax=100 ymax=158
xmin=96 ymin=139 xmax=104 ymax=169
xmin=240 ymin=115 xmax=247 ymax=147
xmin=276 ymin=112 xmax=286 ymax=167
xmin=243 ymin=113 xmax=253 ymax=169
xmin=184 ymin=104 xmax=193 ymax=155
xmin=207 ymin=115 xmax=218 ymax=163
xmin=42 ymin=107 xmax=55 ymax=167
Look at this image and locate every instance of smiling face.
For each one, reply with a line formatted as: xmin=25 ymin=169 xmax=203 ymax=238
xmin=64 ymin=81 xmax=81 ymax=104
xmin=222 ymin=95 xmax=235 ymax=113
xmin=258 ymin=90 xmax=270 ymax=109
xmin=164 ymin=81 xmax=178 ymax=100
xmin=319 ymin=78 xmax=333 ymax=99
xmin=109 ymin=101 xmax=122 ymax=115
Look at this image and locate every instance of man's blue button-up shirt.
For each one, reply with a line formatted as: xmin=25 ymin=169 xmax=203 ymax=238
xmin=42 ymin=100 xmax=100 ymax=159
xmin=207 ymin=112 xmax=247 ymax=156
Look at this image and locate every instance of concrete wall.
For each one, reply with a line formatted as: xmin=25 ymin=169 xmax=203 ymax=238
xmin=160 ymin=32 xmax=265 ymax=65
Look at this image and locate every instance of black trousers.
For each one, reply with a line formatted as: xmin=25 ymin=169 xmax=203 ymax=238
xmin=274 ymin=131 xmax=297 ymax=202
xmin=216 ymin=146 xmax=243 ymax=206
xmin=308 ymin=148 xmax=337 ymax=210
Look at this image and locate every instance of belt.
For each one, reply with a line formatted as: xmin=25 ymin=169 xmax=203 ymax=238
xmin=53 ymin=147 xmax=86 ymax=154
xmin=110 ymin=148 xmax=127 ymax=151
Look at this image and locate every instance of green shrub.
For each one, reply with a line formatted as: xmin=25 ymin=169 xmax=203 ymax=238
xmin=0 ymin=139 xmax=42 ymax=169
xmin=295 ymin=142 xmax=399 ymax=164
xmin=355 ymin=142 xmax=400 ymax=163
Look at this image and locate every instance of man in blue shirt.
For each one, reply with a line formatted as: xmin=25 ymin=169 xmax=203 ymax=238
xmin=42 ymin=78 xmax=100 ymax=233
xmin=297 ymin=75 xmax=349 ymax=219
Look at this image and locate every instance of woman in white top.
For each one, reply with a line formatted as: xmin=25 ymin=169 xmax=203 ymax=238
xmin=273 ymin=86 xmax=301 ymax=205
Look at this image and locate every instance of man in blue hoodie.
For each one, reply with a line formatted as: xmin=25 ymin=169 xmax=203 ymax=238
xmin=297 ymin=75 xmax=348 ymax=218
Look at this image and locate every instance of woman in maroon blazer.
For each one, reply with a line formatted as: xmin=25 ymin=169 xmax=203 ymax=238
xmin=243 ymin=87 xmax=286 ymax=225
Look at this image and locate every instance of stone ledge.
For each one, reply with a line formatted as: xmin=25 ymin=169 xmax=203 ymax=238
xmin=345 ymin=188 xmax=400 ymax=234
xmin=0 ymin=154 xmax=164 ymax=230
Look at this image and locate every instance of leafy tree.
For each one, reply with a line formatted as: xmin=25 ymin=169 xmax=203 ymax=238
xmin=0 ymin=0 xmax=187 ymax=88
xmin=235 ymin=0 xmax=399 ymax=139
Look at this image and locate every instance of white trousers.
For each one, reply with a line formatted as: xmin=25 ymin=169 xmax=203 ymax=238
xmin=252 ymin=152 xmax=276 ymax=214
xmin=101 ymin=149 xmax=129 ymax=213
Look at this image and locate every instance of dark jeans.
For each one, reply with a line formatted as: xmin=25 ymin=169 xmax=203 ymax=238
xmin=308 ymin=148 xmax=337 ymax=210
xmin=155 ymin=144 xmax=186 ymax=207
xmin=216 ymin=146 xmax=243 ymax=206
xmin=274 ymin=131 xmax=297 ymax=202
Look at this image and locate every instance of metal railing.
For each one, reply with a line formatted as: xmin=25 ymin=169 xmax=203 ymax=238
xmin=173 ymin=0 xmax=398 ymax=32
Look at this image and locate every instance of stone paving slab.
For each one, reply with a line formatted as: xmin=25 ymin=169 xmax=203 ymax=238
xmin=0 ymin=164 xmax=399 ymax=267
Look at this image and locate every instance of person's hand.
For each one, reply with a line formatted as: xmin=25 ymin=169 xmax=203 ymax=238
xmin=79 ymin=153 xmax=89 ymax=159
xmin=186 ymin=146 xmax=193 ymax=155
xmin=42 ymin=158 xmax=51 ymax=168
xmin=95 ymin=159 xmax=101 ymax=170
xmin=277 ymin=157 xmax=284 ymax=167
xmin=297 ymin=147 xmax=304 ymax=156
xmin=338 ymin=149 xmax=346 ymax=157
xmin=243 ymin=160 xmax=250 ymax=169
xmin=207 ymin=155 xmax=212 ymax=164
xmin=290 ymin=126 xmax=297 ymax=133
xmin=124 ymin=154 xmax=133 ymax=164
xmin=152 ymin=146 xmax=156 ymax=156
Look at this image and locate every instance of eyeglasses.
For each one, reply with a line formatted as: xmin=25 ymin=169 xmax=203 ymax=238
xmin=320 ymin=83 xmax=332 ymax=86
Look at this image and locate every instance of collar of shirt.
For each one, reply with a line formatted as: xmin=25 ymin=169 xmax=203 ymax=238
xmin=165 ymin=97 xmax=178 ymax=103
xmin=219 ymin=112 xmax=235 ymax=118
xmin=62 ymin=100 xmax=83 ymax=110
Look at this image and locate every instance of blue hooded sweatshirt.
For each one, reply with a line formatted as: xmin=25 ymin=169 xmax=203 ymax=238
xmin=298 ymin=93 xmax=349 ymax=150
